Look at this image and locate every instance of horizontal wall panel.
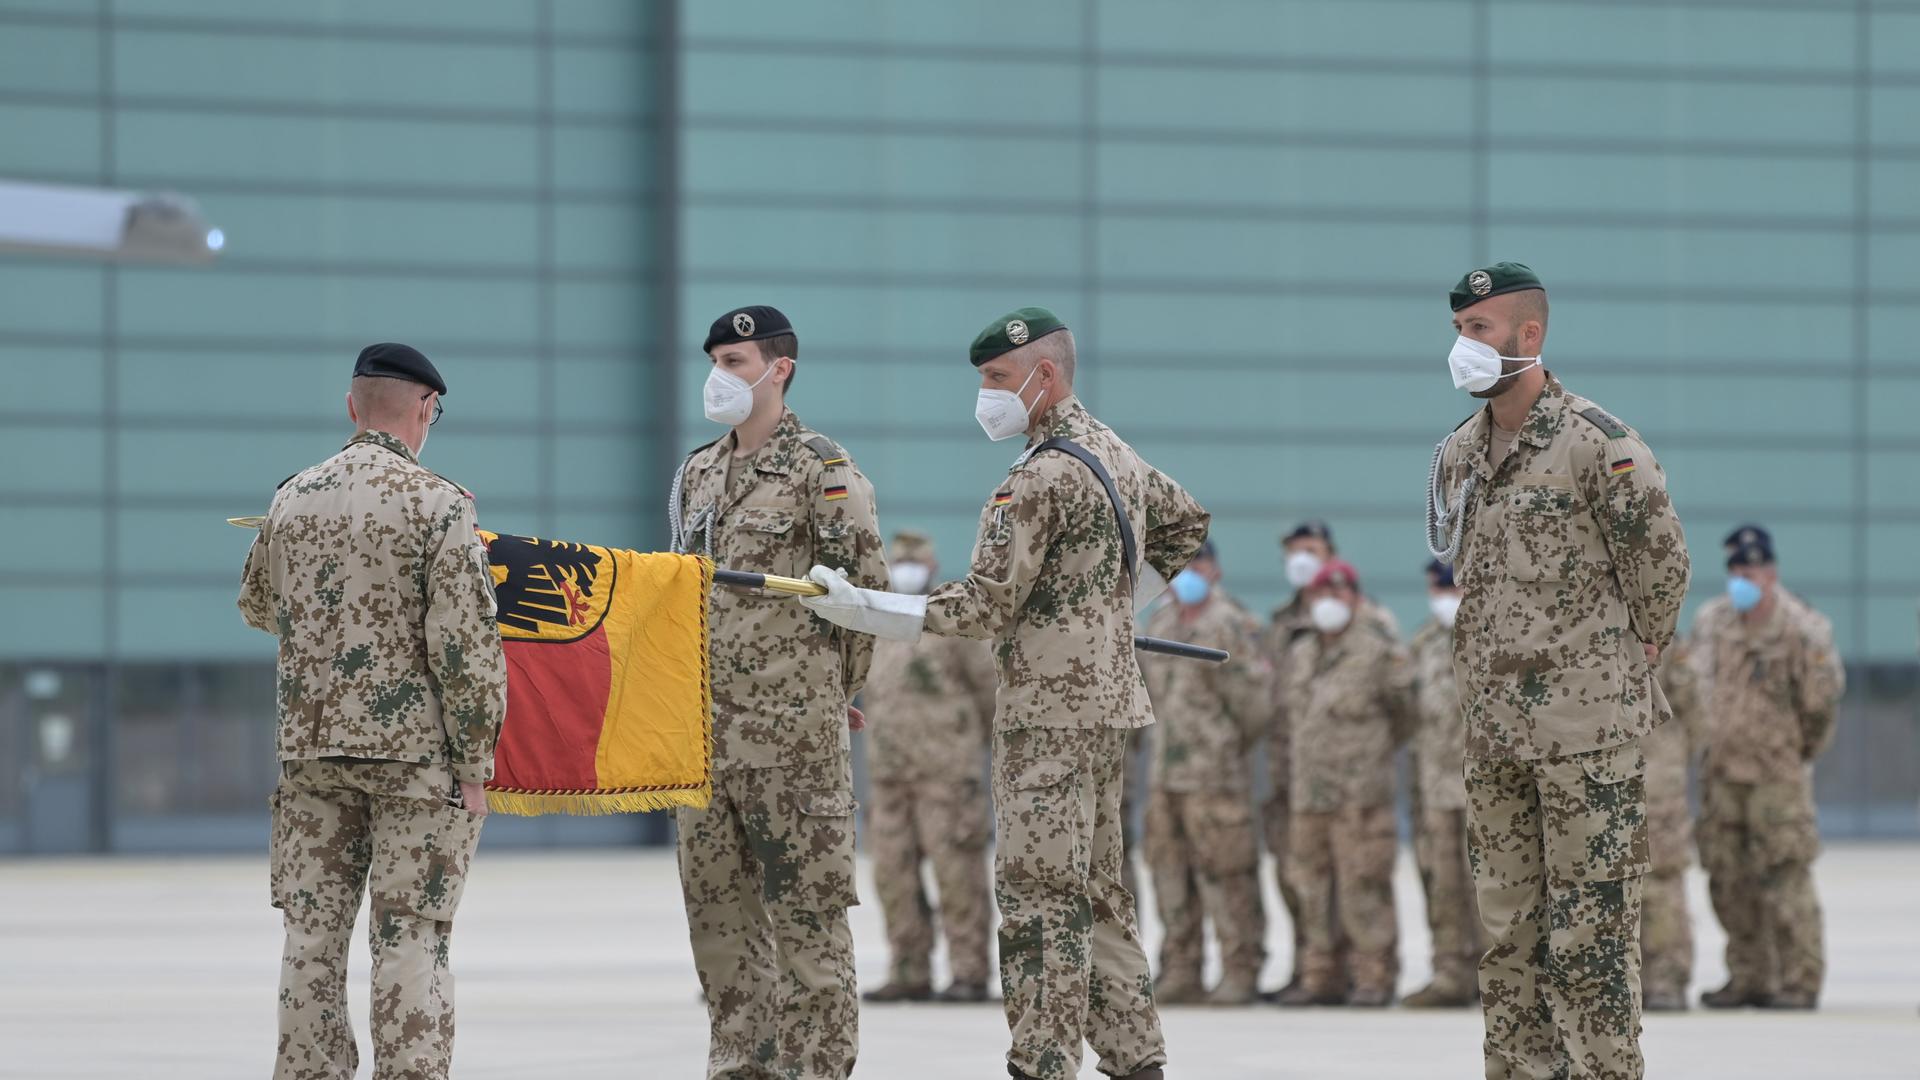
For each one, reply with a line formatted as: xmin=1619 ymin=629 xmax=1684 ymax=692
xmin=0 ymin=427 xmax=104 ymax=495
xmin=116 ymin=111 xmax=541 ymax=188
xmin=1867 ymin=451 xmax=1920 ymax=514
xmin=1489 ymin=150 xmax=1854 ymax=218
xmin=554 ymin=44 xmax=659 ymax=118
xmin=685 ymin=129 xmax=1083 ymax=203
xmin=10 ymin=509 xmax=106 ymax=575
xmin=0 ymin=264 xmax=104 ymax=337
xmin=0 ymin=586 xmax=106 ymax=657
xmin=686 ymin=54 xmax=1082 ymax=128
xmin=1491 ymin=75 xmax=1853 ymax=148
xmin=1488 ymin=5 xmax=1855 ymax=73
xmin=1098 ymin=0 xmax=1473 ymax=61
xmin=0 ymin=345 xmax=105 ymax=413
xmin=111 ymin=0 xmax=537 ymax=33
xmin=116 ymin=350 xmax=553 ymax=427
xmin=1097 ymin=142 xmax=1473 ymax=211
xmin=1101 ymin=68 xmax=1473 ymax=140
xmin=685 ymin=206 xmax=1084 ymax=279
xmin=0 ymin=103 xmax=102 ymax=176
xmin=1485 ymin=224 xmax=1853 ymax=292
xmin=0 ymin=24 xmax=98 ymax=95
xmin=195 ymin=192 xmax=542 ymax=268
xmin=115 ymin=268 xmax=540 ymax=342
xmin=115 ymin=585 xmax=273 ymax=660
xmin=681 ymin=0 xmax=1080 ymax=49
xmin=1099 ymin=217 xmax=1471 ymax=284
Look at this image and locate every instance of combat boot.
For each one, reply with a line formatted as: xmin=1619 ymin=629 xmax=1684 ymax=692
xmin=861 ymin=981 xmax=932 ymax=1003
xmin=1763 ymin=990 xmax=1818 ymax=1010
xmin=1204 ymin=970 xmax=1260 ymax=1006
xmin=1154 ymin=974 xmax=1205 ymax=1006
xmin=1642 ymin=985 xmax=1689 ymax=1012
xmin=933 ymin=980 xmax=989 ymax=1003
xmin=1700 ymin=982 xmax=1770 ymax=1009
xmin=1257 ymin=973 xmax=1302 ymax=1003
xmin=1402 ymin=976 xmax=1476 ymax=1008
xmin=1274 ymin=979 xmax=1344 ymax=1007
xmin=1346 ymin=984 xmax=1395 ymax=1008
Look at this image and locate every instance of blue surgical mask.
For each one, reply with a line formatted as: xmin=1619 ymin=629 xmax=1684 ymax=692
xmin=1728 ymin=576 xmax=1764 ymax=613
xmin=1171 ymin=568 xmax=1210 ymax=606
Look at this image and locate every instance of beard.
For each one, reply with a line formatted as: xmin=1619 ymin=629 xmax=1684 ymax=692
xmin=1469 ymin=333 xmax=1530 ymax=400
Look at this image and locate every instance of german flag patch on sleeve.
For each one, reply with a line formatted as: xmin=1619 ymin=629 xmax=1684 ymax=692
xmin=993 ymin=490 xmax=1014 ymax=507
xmin=1610 ymin=457 xmax=1636 ymax=477
xmin=823 ymin=484 xmax=849 ymax=501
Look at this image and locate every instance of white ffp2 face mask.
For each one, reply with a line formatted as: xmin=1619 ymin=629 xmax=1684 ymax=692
xmin=1310 ymin=597 xmax=1353 ymax=634
xmin=1429 ymin=594 xmax=1461 ymax=629
xmin=704 ymin=361 xmax=779 ymax=426
xmin=1448 ymin=335 xmax=1540 ymax=394
xmin=1285 ymin=551 xmax=1324 ymax=590
xmin=888 ymin=562 xmax=932 ymax=594
xmin=975 ymin=366 xmax=1041 ymax=442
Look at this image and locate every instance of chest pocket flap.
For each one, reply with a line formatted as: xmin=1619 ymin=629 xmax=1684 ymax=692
xmin=731 ymin=506 xmax=795 ymax=535
xmin=1503 ymin=474 xmax=1582 ymax=583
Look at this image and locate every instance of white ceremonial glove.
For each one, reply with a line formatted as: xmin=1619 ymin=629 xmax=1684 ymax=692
xmin=799 ymin=565 xmax=928 ymax=641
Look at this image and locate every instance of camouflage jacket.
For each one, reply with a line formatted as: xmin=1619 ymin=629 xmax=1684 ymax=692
xmin=1693 ymin=591 xmax=1845 ymax=784
xmin=1262 ymin=594 xmax=1397 ymax=794
xmin=237 ymin=430 xmax=506 ymax=783
xmin=1438 ymin=375 xmax=1690 ymax=760
xmin=672 ymin=408 xmax=887 ymax=770
xmin=1140 ymin=591 xmax=1273 ymax=793
xmin=1283 ymin=611 xmax=1416 ymax=813
xmin=1646 ymin=641 xmax=1705 ymax=813
xmin=1409 ymin=618 xmax=1468 ymax=812
xmin=862 ymin=632 xmax=996 ymax=782
xmin=924 ymin=396 xmax=1210 ymax=732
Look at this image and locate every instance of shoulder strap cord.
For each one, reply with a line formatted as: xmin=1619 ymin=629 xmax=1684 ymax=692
xmin=667 ymin=439 xmax=720 ymax=555
xmin=1425 ymin=432 xmax=1477 ymax=564
xmin=1032 ymin=437 xmax=1139 ymax=590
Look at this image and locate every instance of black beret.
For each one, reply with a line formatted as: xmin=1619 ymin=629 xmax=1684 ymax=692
xmin=1727 ymin=540 xmax=1775 ymax=569
xmin=1282 ymin=519 xmax=1334 ymax=546
xmin=704 ymin=305 xmax=794 ymax=355
xmin=970 ymin=306 xmax=1067 ymax=366
xmin=353 ymin=342 xmax=446 ymax=395
xmin=1426 ymin=559 xmax=1455 ymax=588
xmin=1449 ymin=261 xmax=1544 ymax=312
xmin=1723 ymin=523 xmax=1773 ymax=552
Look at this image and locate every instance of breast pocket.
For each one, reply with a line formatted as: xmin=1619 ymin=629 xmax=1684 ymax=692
xmin=726 ymin=506 xmax=799 ymax=573
xmin=1504 ymin=479 xmax=1580 ymax=583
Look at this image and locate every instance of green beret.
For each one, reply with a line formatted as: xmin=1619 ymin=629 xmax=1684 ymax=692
xmin=970 ymin=306 xmax=1066 ymax=366
xmin=1449 ymin=261 xmax=1543 ymax=312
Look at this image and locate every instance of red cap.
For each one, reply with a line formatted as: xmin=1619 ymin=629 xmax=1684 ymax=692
xmin=1308 ymin=558 xmax=1360 ymax=591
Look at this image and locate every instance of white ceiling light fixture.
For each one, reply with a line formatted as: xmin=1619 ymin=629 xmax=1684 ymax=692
xmin=0 ymin=179 xmax=223 ymax=264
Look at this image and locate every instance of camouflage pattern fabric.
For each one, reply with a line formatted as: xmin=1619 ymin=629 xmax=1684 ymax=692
xmin=1641 ymin=646 xmax=1704 ymax=998
xmin=863 ymin=634 xmax=995 ymax=783
xmin=1467 ymin=744 xmax=1649 ymax=1080
xmin=866 ymin=778 xmax=993 ymax=989
xmin=269 ymin=759 xmax=484 ymax=1080
xmin=1138 ymin=591 xmax=1270 ymax=992
xmin=1281 ymin=611 xmax=1416 ymax=816
xmin=921 ymin=395 xmax=1207 ymax=1077
xmin=993 ymin=726 xmax=1165 ymax=1079
xmin=670 ymin=408 xmax=884 ymax=1079
xmin=1142 ymin=789 xmax=1266 ymax=991
xmin=1258 ymin=594 xmax=1314 ymax=984
xmin=676 ymin=756 xmax=860 ymax=1080
xmin=1286 ymin=803 xmax=1399 ymax=996
xmin=239 ymin=430 xmax=507 ymax=783
xmin=1410 ymin=617 xmax=1481 ymax=991
xmin=1693 ymin=591 xmax=1844 ymax=1000
xmin=1410 ymin=618 xmax=1469 ymax=814
xmin=1439 ymin=377 xmax=1688 ymax=1078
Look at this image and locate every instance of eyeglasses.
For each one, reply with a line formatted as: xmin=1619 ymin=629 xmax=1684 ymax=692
xmin=423 ymin=392 xmax=443 ymax=426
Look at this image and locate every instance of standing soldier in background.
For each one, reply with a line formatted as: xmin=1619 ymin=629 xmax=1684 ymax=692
xmin=670 ymin=306 xmax=888 ymax=1079
xmin=1276 ymin=559 xmax=1415 ymax=1008
xmin=1430 ymin=262 xmax=1689 ymax=1078
xmin=801 ymin=307 xmax=1208 ymax=1080
xmin=1258 ymin=519 xmax=1344 ymax=999
xmin=1641 ymin=643 xmax=1705 ymax=1011
xmin=1404 ymin=559 xmax=1481 ymax=1009
xmin=239 ymin=343 xmax=507 ymax=1080
xmin=1694 ymin=537 xmax=1844 ymax=1011
xmin=861 ymin=530 xmax=998 ymax=1005
xmin=1140 ymin=540 xmax=1272 ymax=1007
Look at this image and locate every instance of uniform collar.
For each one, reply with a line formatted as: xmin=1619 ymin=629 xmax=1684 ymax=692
xmin=1456 ymin=372 xmax=1568 ymax=476
xmin=708 ymin=407 xmax=806 ymax=476
xmin=347 ymin=429 xmax=419 ymax=465
xmin=1029 ymin=394 xmax=1097 ymax=445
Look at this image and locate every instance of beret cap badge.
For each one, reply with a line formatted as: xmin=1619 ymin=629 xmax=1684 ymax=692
xmin=1468 ymin=270 xmax=1493 ymax=296
xmin=1006 ymin=319 xmax=1030 ymax=345
xmin=732 ymin=311 xmax=755 ymax=337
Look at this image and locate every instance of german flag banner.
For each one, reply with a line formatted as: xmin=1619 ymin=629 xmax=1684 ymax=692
xmin=479 ymin=531 xmax=713 ymax=816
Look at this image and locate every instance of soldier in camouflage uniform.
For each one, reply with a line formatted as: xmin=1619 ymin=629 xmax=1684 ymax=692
xmin=1276 ymin=560 xmax=1416 ymax=1007
xmin=861 ymin=530 xmax=998 ymax=1005
xmin=1139 ymin=540 xmax=1271 ymax=1007
xmin=1258 ymin=519 xmax=1349 ymax=998
xmin=1405 ymin=559 xmax=1482 ymax=1009
xmin=670 ymin=307 xmax=888 ymax=1080
xmin=238 ymin=343 xmax=507 ymax=1080
xmin=1640 ymin=641 xmax=1704 ymax=1011
xmin=1432 ymin=263 xmax=1689 ymax=1079
xmin=803 ymin=307 xmax=1208 ymax=1080
xmin=1693 ymin=537 xmax=1844 ymax=1011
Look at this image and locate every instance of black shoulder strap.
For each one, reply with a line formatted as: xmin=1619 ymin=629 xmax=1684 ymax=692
xmin=1032 ymin=437 xmax=1138 ymax=589
xmin=801 ymin=434 xmax=848 ymax=466
xmin=1576 ymin=406 xmax=1628 ymax=439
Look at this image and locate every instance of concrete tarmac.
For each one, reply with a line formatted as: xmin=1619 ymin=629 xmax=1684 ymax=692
xmin=3 ymin=842 xmax=1915 ymax=1078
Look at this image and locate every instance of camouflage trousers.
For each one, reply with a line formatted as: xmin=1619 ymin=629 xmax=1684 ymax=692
xmin=677 ymin=756 xmax=860 ymax=1080
xmin=1285 ymin=802 xmax=1398 ymax=996
xmin=1263 ymin=790 xmax=1337 ymax=984
xmin=1639 ymin=792 xmax=1695 ymax=998
xmin=268 ymin=759 xmax=484 ymax=1080
xmin=866 ymin=776 xmax=993 ymax=988
xmin=1697 ymin=776 xmax=1824 ymax=998
xmin=1415 ymin=807 xmax=1483 ymax=990
xmin=1143 ymin=787 xmax=1267 ymax=987
xmin=1467 ymin=742 xmax=1649 ymax=1080
xmin=993 ymin=726 xmax=1166 ymax=1080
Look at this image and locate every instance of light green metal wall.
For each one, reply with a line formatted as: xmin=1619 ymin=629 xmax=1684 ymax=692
xmin=0 ymin=0 xmax=671 ymax=662
xmin=678 ymin=0 xmax=1920 ymax=659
